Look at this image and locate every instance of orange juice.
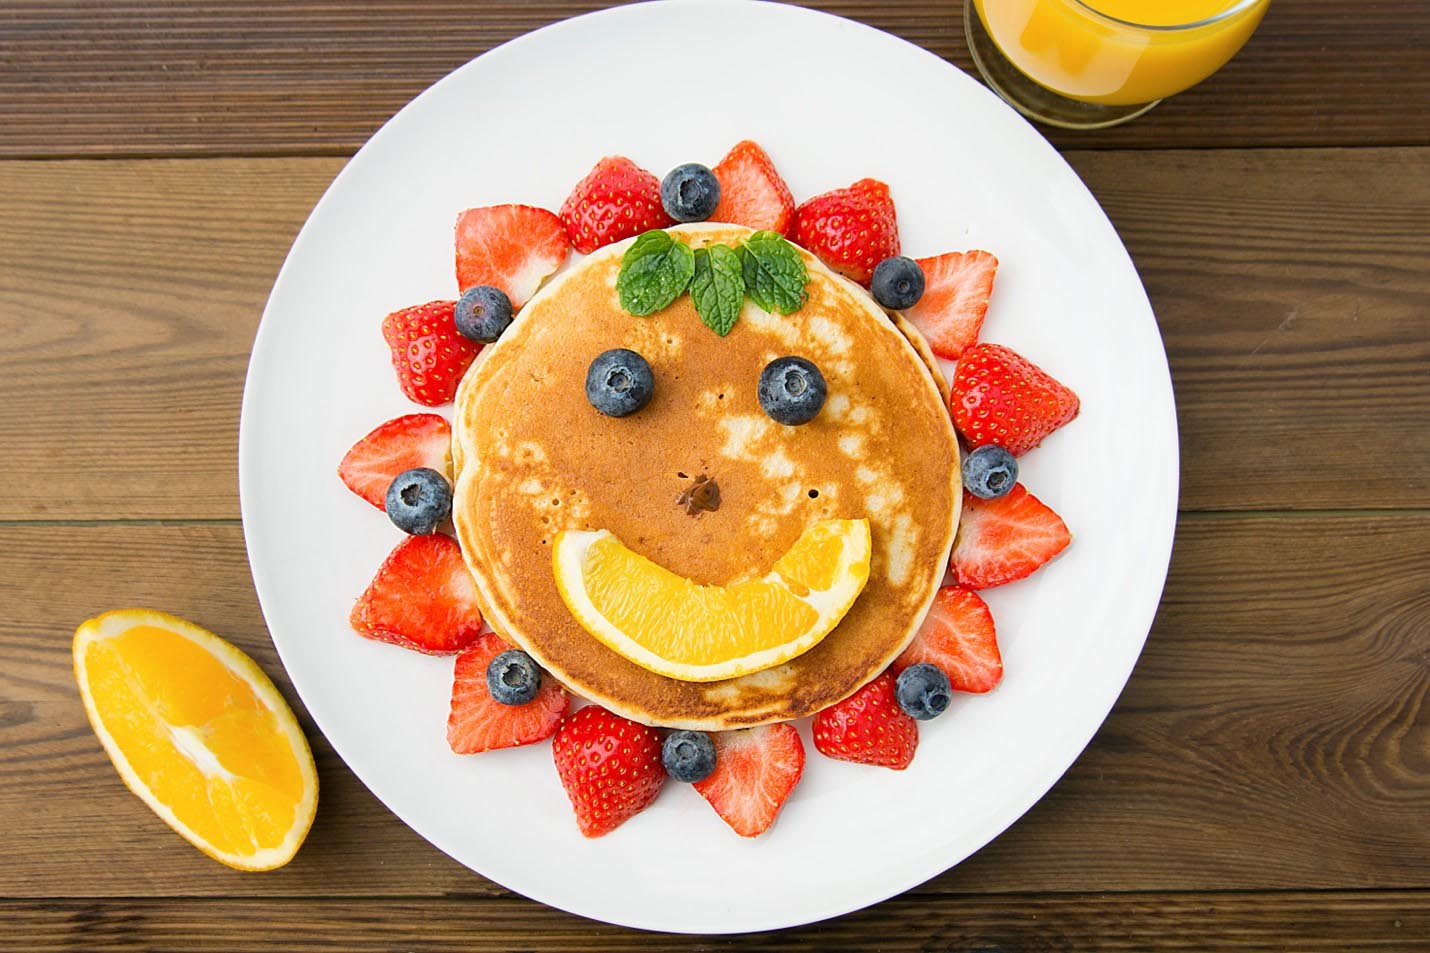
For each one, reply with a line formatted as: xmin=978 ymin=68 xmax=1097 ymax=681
xmin=973 ymin=0 xmax=1270 ymax=105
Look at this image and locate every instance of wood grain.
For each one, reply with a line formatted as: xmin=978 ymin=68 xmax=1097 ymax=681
xmin=1 ymin=1 xmax=1428 ymax=157
xmin=2 ymin=149 xmax=1425 ymax=519
xmin=4 ymin=891 xmax=1428 ymax=951
xmin=2 ymin=515 xmax=1424 ymax=898
xmin=0 ymin=159 xmax=323 ymax=520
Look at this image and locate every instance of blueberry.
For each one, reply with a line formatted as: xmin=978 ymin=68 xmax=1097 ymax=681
xmin=660 ymin=163 xmax=721 ymax=223
xmin=454 ymin=284 xmax=514 ymax=343
xmin=662 ymin=730 xmax=717 ymax=783
xmin=962 ymin=445 xmax=1019 ymax=500
xmin=896 ymin=663 xmax=952 ymax=721
xmin=585 ymin=348 xmax=654 ymax=417
xmin=870 ymin=256 xmax=925 ymax=310
xmin=758 ymin=356 xmax=827 ymax=426
xmin=384 ymin=467 xmax=452 ymax=535
xmin=486 ymin=650 xmax=541 ymax=705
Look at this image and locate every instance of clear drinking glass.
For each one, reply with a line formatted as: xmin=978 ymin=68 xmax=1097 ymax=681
xmin=966 ymin=0 xmax=1271 ymax=129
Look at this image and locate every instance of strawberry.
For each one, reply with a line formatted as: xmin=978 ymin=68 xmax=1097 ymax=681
xmin=337 ymin=414 xmax=451 ymax=510
xmin=903 ymin=251 xmax=999 ymax=361
xmin=792 ymin=178 xmax=900 ymax=286
xmin=446 ymin=632 xmax=568 ymax=754
xmin=952 ymin=484 xmax=1071 ymax=589
xmin=454 ymin=204 xmax=570 ymax=308
xmin=350 ymin=534 xmax=483 ymax=654
xmin=710 ymin=140 xmax=796 ymax=236
xmin=812 ymin=672 xmax=918 ymax=770
xmin=551 ymin=705 xmax=665 ymax=837
xmin=893 ymin=586 xmax=1002 ymax=693
xmin=380 ymin=300 xmax=480 ymax=407
xmin=950 ymin=343 xmax=1079 ymax=455
xmin=559 ymin=156 xmax=674 ymax=254
xmin=692 ymin=723 xmax=804 ymax=838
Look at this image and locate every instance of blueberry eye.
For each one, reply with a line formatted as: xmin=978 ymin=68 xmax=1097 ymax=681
xmin=585 ymin=348 xmax=655 ymax=417
xmin=758 ymin=356 xmax=827 ymax=426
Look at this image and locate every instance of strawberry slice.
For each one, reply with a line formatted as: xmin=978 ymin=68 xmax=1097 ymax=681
xmin=446 ymin=633 xmax=568 ymax=754
xmin=952 ymin=484 xmax=1071 ymax=590
xmin=710 ymin=140 xmax=796 ymax=236
xmin=454 ymin=204 xmax=569 ymax=308
xmin=692 ymin=723 xmax=804 ymax=838
xmin=792 ymin=178 xmax=900 ymax=286
xmin=951 ymin=343 xmax=1079 ymax=455
xmin=812 ymin=672 xmax=918 ymax=770
xmin=380 ymin=300 xmax=481 ymax=407
xmin=559 ymin=156 xmax=674 ymax=254
xmin=893 ymin=586 xmax=1003 ymax=693
xmin=337 ymin=414 xmax=451 ymax=510
xmin=552 ymin=705 xmax=665 ymax=837
xmin=350 ymin=534 xmax=483 ymax=654
xmin=903 ymin=251 xmax=999 ymax=361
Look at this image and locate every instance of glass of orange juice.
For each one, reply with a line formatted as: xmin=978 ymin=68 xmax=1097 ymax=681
xmin=966 ymin=0 xmax=1270 ymax=129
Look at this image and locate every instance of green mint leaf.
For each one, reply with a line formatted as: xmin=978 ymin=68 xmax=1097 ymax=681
xmin=740 ymin=230 xmax=809 ymax=315
xmin=690 ymin=244 xmax=745 ymax=337
xmin=617 ymin=230 xmax=695 ymax=316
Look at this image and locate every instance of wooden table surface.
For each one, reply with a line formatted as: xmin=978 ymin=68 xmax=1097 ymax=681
xmin=3 ymin=1 xmax=1427 ymax=949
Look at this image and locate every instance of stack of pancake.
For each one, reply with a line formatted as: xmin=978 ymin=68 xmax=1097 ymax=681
xmin=452 ymin=224 xmax=959 ymax=730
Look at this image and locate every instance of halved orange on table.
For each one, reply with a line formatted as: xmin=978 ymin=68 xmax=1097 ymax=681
xmin=73 ymin=609 xmax=317 ymax=870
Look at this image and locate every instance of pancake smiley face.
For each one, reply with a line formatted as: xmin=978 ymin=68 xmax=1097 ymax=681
xmin=452 ymin=224 xmax=959 ymax=730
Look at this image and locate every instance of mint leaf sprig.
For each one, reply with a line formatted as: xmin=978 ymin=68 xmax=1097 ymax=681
xmin=690 ymin=244 xmax=744 ymax=336
xmin=740 ymin=230 xmax=808 ymax=316
xmin=616 ymin=230 xmax=695 ymax=316
xmin=615 ymin=229 xmax=810 ymax=337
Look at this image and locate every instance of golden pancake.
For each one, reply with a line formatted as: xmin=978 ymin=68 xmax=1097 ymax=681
xmin=891 ymin=309 xmax=951 ymax=403
xmin=452 ymin=223 xmax=959 ymax=729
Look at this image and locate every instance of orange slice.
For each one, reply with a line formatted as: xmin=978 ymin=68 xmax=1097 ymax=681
xmin=73 ymin=609 xmax=317 ymax=870
xmin=553 ymin=519 xmax=871 ymax=682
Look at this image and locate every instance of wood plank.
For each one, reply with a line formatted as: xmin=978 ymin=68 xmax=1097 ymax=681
xmin=2 ymin=892 xmax=1427 ymax=951
xmin=1 ymin=515 xmax=1424 ymax=898
xmin=0 ymin=159 xmax=329 ymax=521
xmin=2 ymin=149 xmax=1425 ymax=518
xmin=1 ymin=1 xmax=1427 ymax=156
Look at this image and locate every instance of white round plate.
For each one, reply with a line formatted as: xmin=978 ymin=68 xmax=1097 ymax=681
xmin=241 ymin=0 xmax=1178 ymax=935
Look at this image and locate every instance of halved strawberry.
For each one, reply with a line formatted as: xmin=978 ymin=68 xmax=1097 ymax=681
xmin=454 ymin=204 xmax=569 ymax=308
xmin=337 ymin=414 xmax=451 ymax=510
xmin=893 ymin=586 xmax=1002 ymax=693
xmin=559 ymin=156 xmax=674 ymax=254
xmin=903 ymin=251 xmax=998 ymax=361
xmin=951 ymin=343 xmax=1079 ymax=455
xmin=792 ymin=178 xmax=900 ymax=286
xmin=380 ymin=300 xmax=480 ymax=407
xmin=812 ymin=672 xmax=918 ymax=770
xmin=552 ymin=705 xmax=665 ymax=837
xmin=710 ymin=140 xmax=796 ymax=236
xmin=350 ymin=534 xmax=483 ymax=654
xmin=952 ymin=484 xmax=1071 ymax=590
xmin=692 ymin=723 xmax=804 ymax=838
xmin=446 ymin=633 xmax=568 ymax=754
